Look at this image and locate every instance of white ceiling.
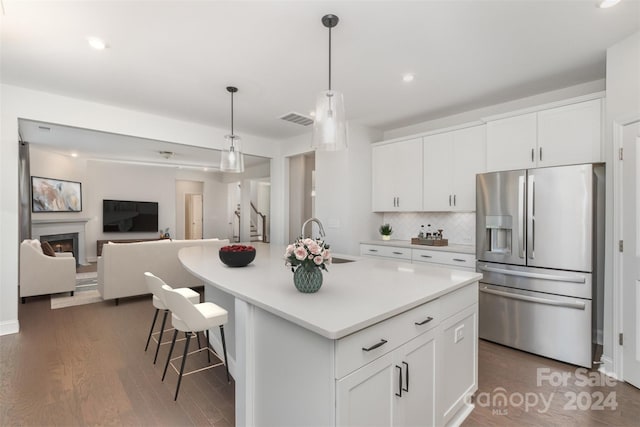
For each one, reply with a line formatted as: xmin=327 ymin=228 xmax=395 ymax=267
xmin=2 ymin=0 xmax=639 ymax=144
xmin=19 ymin=119 xmax=269 ymax=170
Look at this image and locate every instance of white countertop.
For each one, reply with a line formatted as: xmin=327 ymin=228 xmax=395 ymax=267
xmin=360 ymin=239 xmax=476 ymax=254
xmin=179 ymin=243 xmax=481 ymax=340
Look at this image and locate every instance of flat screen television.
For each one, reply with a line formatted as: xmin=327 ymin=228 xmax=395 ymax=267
xmin=103 ymin=199 xmax=159 ymax=233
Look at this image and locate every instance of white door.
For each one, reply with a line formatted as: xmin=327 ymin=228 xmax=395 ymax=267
xmin=486 ymin=112 xmax=537 ymax=172
xmin=537 ymin=99 xmax=602 ymax=167
xmin=396 ymin=331 xmax=437 ymax=427
xmin=622 ymin=121 xmax=640 ymax=388
xmin=372 ymin=143 xmax=397 ymax=211
xmin=185 ymin=193 xmax=203 ymax=240
xmin=336 ymin=351 xmax=398 ymax=427
xmin=452 ymin=125 xmax=486 ymax=211
xmin=423 ymin=132 xmax=453 ymax=211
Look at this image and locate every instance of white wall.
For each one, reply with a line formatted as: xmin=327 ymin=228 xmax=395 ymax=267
xmin=315 ymin=123 xmax=383 ymax=255
xmin=603 ymin=31 xmax=640 ymax=374
xmin=0 ymin=84 xmax=281 ymax=336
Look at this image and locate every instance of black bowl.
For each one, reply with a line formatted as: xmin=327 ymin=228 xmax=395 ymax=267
xmin=219 ymin=247 xmax=256 ymax=267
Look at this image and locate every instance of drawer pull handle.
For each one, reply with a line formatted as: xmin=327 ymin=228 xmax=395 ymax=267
xmin=420 ymin=255 xmax=433 ymax=258
xmin=392 ymin=251 xmax=404 ymax=255
xmin=368 ymin=249 xmax=378 ymax=252
xmin=414 ymin=316 xmax=434 ymax=326
xmin=395 ymin=365 xmax=403 ymax=397
xmin=452 ymin=258 xmax=467 ymax=262
xmin=362 ymin=339 xmax=388 ymax=352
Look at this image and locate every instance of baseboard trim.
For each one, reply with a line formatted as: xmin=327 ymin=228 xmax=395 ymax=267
xmin=0 ymin=319 xmax=20 ymax=336
xmin=598 ymin=355 xmax=619 ymax=380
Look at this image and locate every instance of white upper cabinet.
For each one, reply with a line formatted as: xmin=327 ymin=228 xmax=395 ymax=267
xmin=372 ymin=138 xmax=423 ymax=212
xmin=423 ymin=125 xmax=486 ymax=211
xmin=537 ymin=98 xmax=602 ymax=167
xmin=486 ymin=98 xmax=602 ymax=172
xmin=486 ymin=112 xmax=537 ymax=172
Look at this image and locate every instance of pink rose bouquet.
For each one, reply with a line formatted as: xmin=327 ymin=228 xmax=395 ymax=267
xmin=284 ymin=237 xmax=331 ymax=273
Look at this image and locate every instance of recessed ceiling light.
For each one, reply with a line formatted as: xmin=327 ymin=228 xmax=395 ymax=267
xmin=87 ymin=36 xmax=107 ymax=50
xmin=309 ymin=111 xmax=316 ymax=117
xmin=597 ymin=0 xmax=621 ymax=8
xmin=402 ymin=73 xmax=415 ymax=83
xmin=70 ymin=152 xmax=78 ymax=158
xmin=203 ymin=167 xmax=208 ymax=172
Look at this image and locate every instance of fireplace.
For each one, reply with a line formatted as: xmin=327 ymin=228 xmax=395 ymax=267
xmin=41 ymin=232 xmax=79 ymax=265
xmin=32 ymin=218 xmax=89 ymax=264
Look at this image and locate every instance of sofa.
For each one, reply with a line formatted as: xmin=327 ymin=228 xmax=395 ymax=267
xmin=20 ymin=239 xmax=76 ymax=302
xmin=97 ymin=238 xmax=229 ymax=303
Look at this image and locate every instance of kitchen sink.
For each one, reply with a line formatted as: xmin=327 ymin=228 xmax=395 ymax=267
xmin=332 ymin=257 xmax=355 ymax=264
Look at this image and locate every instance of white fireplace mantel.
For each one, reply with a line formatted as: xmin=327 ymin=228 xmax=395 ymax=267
xmin=31 ymin=218 xmax=91 ymax=264
xmin=32 ymin=218 xmax=91 ymax=225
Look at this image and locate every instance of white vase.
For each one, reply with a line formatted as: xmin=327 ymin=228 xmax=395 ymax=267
xmin=382 ymin=235 xmax=391 ymax=241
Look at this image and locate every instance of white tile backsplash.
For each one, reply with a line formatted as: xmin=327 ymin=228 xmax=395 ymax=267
xmin=382 ymin=212 xmax=476 ymax=245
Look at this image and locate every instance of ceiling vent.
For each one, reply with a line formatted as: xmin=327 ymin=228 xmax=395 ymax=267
xmin=159 ymin=150 xmax=175 ymax=159
xmin=279 ymin=112 xmax=314 ymax=127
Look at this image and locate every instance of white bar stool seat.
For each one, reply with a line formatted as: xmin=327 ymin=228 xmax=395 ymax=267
xmin=161 ymin=284 xmax=230 ymax=401
xmin=144 ymin=272 xmax=200 ymax=364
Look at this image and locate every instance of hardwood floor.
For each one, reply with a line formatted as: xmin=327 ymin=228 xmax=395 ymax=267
xmin=2 ymin=296 xmax=639 ymax=426
xmin=0 ymin=295 xmax=235 ymax=426
xmin=463 ymin=340 xmax=640 ymax=426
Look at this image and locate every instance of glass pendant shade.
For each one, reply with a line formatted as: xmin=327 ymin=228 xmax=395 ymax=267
xmin=220 ymin=135 xmax=244 ymax=173
xmin=311 ymin=89 xmax=347 ymax=151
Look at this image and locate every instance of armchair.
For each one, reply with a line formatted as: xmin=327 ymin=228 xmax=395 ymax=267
xmin=19 ymin=239 xmax=76 ymax=303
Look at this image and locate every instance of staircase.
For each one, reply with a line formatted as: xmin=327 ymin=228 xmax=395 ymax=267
xmin=233 ymin=203 xmax=268 ymax=243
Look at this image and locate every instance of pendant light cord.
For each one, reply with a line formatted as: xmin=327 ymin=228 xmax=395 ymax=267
xmin=328 ymin=26 xmax=332 ymax=91
xmin=231 ymin=91 xmax=234 ymax=136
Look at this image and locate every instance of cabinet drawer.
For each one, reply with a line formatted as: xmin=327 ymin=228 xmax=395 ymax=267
xmin=360 ymin=244 xmax=411 ymax=261
xmin=412 ymin=249 xmax=475 ymax=269
xmin=335 ymin=299 xmax=440 ymax=379
xmin=440 ymin=282 xmax=478 ymax=320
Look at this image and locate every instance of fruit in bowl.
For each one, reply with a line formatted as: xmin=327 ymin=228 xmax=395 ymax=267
xmin=219 ymin=245 xmax=256 ymax=267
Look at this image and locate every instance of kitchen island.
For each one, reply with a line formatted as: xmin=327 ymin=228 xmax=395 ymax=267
xmin=179 ymin=243 xmax=482 ymax=427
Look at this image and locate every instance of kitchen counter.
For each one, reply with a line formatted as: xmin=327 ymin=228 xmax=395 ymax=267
xmin=360 ymin=239 xmax=475 ymax=254
xmin=179 ymin=243 xmax=480 ymax=339
xmin=179 ymin=243 xmax=481 ymax=426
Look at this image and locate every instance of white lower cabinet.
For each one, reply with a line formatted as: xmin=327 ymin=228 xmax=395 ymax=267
xmin=335 ymin=284 xmax=478 ymax=427
xmin=361 ymin=244 xmax=476 ymax=272
xmin=336 ymin=330 xmax=437 ymax=427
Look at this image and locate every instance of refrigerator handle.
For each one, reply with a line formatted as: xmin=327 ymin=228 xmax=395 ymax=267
xmin=527 ymin=175 xmax=535 ymax=260
xmin=480 ymin=287 xmax=586 ymax=310
xmin=518 ymin=175 xmax=525 ymax=259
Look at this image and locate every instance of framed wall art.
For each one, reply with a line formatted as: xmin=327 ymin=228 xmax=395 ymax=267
xmin=31 ymin=176 xmax=82 ymax=212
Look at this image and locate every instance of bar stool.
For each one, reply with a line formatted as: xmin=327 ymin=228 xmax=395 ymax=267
xmin=143 ymin=272 xmax=201 ymax=364
xmin=161 ymin=284 xmax=230 ymax=401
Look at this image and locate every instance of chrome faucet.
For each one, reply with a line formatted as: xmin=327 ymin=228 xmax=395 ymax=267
xmin=301 ymin=217 xmax=326 ymax=239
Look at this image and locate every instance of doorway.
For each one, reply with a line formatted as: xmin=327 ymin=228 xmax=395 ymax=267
xmin=176 ymin=180 xmax=204 ymax=240
xmin=288 ymin=152 xmax=315 ymax=242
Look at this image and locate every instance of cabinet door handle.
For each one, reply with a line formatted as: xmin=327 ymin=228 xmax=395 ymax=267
xmin=368 ymin=249 xmax=379 ymax=252
xmin=395 ymin=365 xmax=403 ymax=397
xmin=539 ymin=147 xmax=543 ymax=161
xmin=402 ymin=361 xmax=409 ymax=392
xmin=414 ymin=316 xmax=434 ymax=326
xmin=449 ymin=195 xmax=452 ymax=206
xmin=397 ymin=197 xmax=400 ymax=207
xmin=531 ymin=148 xmax=534 ymax=162
xmin=392 ymin=251 xmax=404 ymax=255
xmin=420 ymin=255 xmax=432 ymax=258
xmin=452 ymin=258 xmax=467 ymax=263
xmin=453 ymin=194 xmax=456 ymax=206
xmin=362 ymin=339 xmax=388 ymax=352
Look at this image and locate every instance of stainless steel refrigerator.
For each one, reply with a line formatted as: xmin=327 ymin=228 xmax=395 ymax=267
xmin=476 ymin=163 xmax=604 ymax=367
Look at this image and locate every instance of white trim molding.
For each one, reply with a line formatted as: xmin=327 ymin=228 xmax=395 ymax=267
xmin=0 ymin=320 xmax=20 ymax=336
xmin=612 ymin=113 xmax=640 ymax=380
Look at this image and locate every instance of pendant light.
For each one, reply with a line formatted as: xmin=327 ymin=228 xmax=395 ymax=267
xmin=220 ymin=86 xmax=245 ymax=173
xmin=312 ymin=14 xmax=347 ymax=151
